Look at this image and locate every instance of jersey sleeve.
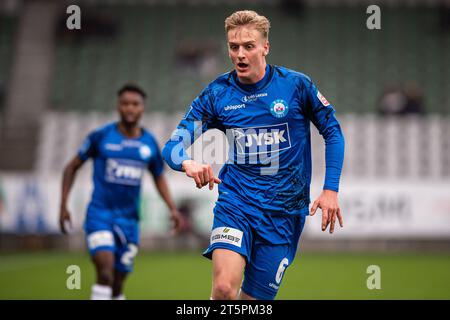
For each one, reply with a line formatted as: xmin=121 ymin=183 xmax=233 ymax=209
xmin=301 ymin=77 xmax=345 ymax=192
xmin=162 ymin=86 xmax=218 ymax=171
xmin=148 ymin=139 xmax=164 ymax=178
xmin=77 ymin=128 xmax=104 ymax=161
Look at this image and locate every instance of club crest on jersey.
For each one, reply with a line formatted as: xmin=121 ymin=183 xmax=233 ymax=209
xmin=231 ymin=123 xmax=291 ymax=155
xmin=139 ymin=145 xmax=151 ymax=160
xmin=270 ymin=99 xmax=289 ymax=118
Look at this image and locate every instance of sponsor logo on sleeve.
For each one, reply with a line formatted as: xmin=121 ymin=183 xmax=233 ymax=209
xmin=317 ymin=91 xmax=330 ymax=106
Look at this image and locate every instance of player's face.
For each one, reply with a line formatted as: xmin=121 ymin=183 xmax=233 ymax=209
xmin=117 ymin=91 xmax=144 ymax=125
xmin=227 ymin=25 xmax=269 ymax=84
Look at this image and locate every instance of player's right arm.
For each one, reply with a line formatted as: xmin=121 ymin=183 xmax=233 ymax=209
xmin=162 ymin=87 xmax=221 ymax=190
xmin=59 ymin=128 xmax=101 ymax=234
xmin=59 ymin=156 xmax=85 ymax=234
xmin=181 ymin=159 xmax=221 ymax=190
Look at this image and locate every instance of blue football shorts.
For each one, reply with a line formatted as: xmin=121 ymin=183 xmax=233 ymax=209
xmin=84 ymin=213 xmax=139 ymax=273
xmin=203 ymin=199 xmax=307 ymax=300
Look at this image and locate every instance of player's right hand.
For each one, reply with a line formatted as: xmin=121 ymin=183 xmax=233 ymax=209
xmin=59 ymin=207 xmax=72 ymax=234
xmin=182 ymin=160 xmax=221 ymax=190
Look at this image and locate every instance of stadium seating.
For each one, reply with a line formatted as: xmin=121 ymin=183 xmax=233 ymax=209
xmin=50 ymin=5 xmax=450 ymax=114
xmin=0 ymin=13 xmax=17 ymax=112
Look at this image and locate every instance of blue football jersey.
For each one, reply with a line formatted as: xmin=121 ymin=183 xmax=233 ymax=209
xmin=163 ymin=65 xmax=345 ymax=216
xmin=78 ymin=122 xmax=164 ymax=220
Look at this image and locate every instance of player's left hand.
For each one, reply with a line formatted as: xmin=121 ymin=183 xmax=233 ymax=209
xmin=169 ymin=208 xmax=183 ymax=236
xmin=310 ymin=189 xmax=343 ymax=234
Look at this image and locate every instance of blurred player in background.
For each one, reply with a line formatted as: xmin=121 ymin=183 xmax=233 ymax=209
xmin=59 ymin=84 xmax=182 ymax=300
xmin=163 ymin=11 xmax=345 ymax=300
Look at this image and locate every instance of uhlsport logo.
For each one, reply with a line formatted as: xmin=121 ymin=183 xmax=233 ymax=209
xmin=224 ymin=104 xmax=246 ymax=112
xmin=270 ymin=99 xmax=289 ymax=118
xmin=231 ymin=123 xmax=291 ymax=155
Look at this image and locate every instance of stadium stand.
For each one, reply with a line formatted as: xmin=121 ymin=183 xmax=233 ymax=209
xmin=0 ymin=1 xmax=59 ymax=170
xmin=49 ymin=5 xmax=450 ymax=114
xmin=0 ymin=13 xmax=17 ymax=113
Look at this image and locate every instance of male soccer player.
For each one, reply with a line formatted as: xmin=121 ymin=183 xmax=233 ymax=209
xmin=59 ymin=84 xmax=182 ymax=300
xmin=162 ymin=11 xmax=345 ymax=300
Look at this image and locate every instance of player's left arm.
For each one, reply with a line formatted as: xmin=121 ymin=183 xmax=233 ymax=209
xmin=302 ymin=77 xmax=345 ymax=234
xmin=149 ymin=142 xmax=183 ymax=234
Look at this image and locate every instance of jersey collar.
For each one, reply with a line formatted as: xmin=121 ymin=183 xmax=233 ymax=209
xmin=231 ymin=65 xmax=274 ymax=92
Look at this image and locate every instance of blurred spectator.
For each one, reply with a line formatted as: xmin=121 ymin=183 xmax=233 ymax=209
xmin=403 ymin=82 xmax=425 ymax=115
xmin=378 ymin=83 xmax=425 ymax=116
xmin=378 ymin=85 xmax=407 ymax=115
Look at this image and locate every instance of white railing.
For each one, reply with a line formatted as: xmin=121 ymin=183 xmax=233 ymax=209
xmin=36 ymin=112 xmax=450 ymax=180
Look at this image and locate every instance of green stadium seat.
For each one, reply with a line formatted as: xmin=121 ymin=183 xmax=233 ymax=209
xmin=49 ymin=6 xmax=449 ymax=114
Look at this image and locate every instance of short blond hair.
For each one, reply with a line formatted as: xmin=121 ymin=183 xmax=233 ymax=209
xmin=224 ymin=10 xmax=270 ymax=39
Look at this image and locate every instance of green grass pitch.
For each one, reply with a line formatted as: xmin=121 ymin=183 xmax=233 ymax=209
xmin=1 ymin=251 xmax=450 ymax=299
